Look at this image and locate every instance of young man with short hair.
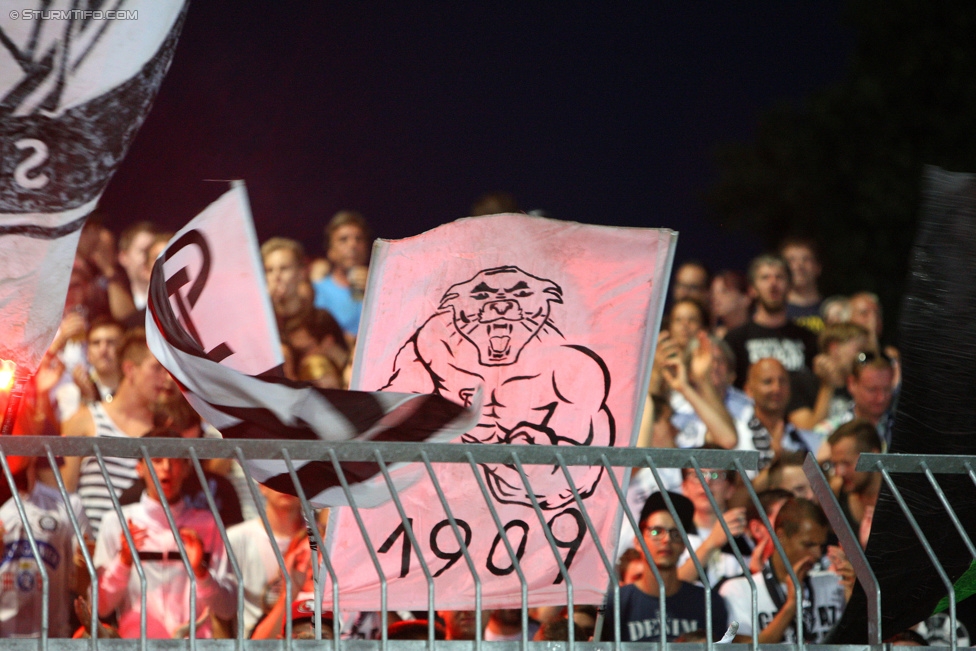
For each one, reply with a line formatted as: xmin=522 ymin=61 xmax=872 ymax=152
xmin=719 ymin=497 xmax=847 ymax=643
xmin=93 ymin=429 xmax=236 ymax=638
xmin=601 ymin=492 xmax=728 ymax=642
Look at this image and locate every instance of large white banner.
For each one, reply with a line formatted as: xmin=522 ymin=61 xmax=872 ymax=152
xmin=327 ymin=213 xmax=676 ymax=610
xmin=0 ymin=1 xmax=187 ymax=372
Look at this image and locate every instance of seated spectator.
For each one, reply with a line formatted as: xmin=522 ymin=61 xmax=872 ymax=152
xmin=815 ymin=351 xmax=896 ymax=450
xmin=118 ymin=394 xmax=243 ymax=528
xmin=0 ymin=456 xmax=90 ymax=637
xmin=121 ymin=232 xmax=172 ymax=330
xmin=622 ymin=394 xmax=683 ymax=556
xmin=313 ymin=211 xmax=372 ymax=341
xmin=849 ymin=291 xmax=901 ymax=385
xmin=677 ymin=465 xmax=748 ymax=585
xmin=262 ymin=237 xmax=349 ymax=371
xmin=53 ymin=316 xmax=124 ymax=423
xmin=93 ymin=428 xmax=236 ymax=638
xmin=116 ymin=221 xmax=157 ymax=312
xmin=791 ymin=322 xmax=870 ymax=431
xmin=780 ymin=237 xmax=824 ymax=333
xmin=657 ymin=333 xmax=737 ymax=450
xmin=827 ymin=419 xmax=883 ymax=545
xmin=666 ymin=298 xmax=708 ymax=352
xmin=222 ymin=485 xmax=306 ymax=637
xmin=719 ymin=497 xmax=848 ymax=643
xmin=601 ymin=492 xmax=728 ymax=642
xmin=766 ymin=452 xmax=815 ymax=501
xmin=617 ymin=548 xmax=644 ymax=586
xmin=62 ymin=328 xmax=176 ymax=537
xmin=672 ymin=334 xmax=752 ymax=451
xmin=75 ymin=218 xmax=137 ymax=323
xmin=743 ymin=489 xmax=794 ymax=574
xmin=743 ymin=358 xmax=823 ymax=472
xmin=710 ymin=270 xmax=751 ymax=338
xmin=724 ymin=254 xmax=819 ymax=418
xmin=671 ymin=261 xmax=711 ymax=306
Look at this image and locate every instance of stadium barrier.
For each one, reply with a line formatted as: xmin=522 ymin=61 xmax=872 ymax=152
xmin=0 ymin=435 xmax=966 ymax=651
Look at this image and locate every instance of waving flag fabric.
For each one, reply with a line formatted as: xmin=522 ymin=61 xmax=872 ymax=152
xmin=325 ymin=214 xmax=676 ymax=610
xmin=145 ymin=183 xmax=480 ymax=506
xmin=0 ymin=1 xmax=187 ymax=372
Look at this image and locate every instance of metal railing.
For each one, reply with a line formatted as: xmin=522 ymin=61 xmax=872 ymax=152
xmin=0 ymin=435 xmax=968 ymax=651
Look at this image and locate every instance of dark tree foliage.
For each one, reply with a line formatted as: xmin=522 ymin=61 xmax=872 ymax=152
xmin=708 ymin=0 xmax=976 ymax=337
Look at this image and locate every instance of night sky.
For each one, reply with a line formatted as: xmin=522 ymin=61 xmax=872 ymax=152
xmin=98 ymin=2 xmax=854 ymax=273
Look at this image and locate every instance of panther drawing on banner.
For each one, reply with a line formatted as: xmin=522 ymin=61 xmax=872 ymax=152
xmin=382 ymin=266 xmax=614 ymax=509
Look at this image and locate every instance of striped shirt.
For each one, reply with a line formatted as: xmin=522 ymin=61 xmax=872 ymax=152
xmin=77 ymin=402 xmax=141 ymax=537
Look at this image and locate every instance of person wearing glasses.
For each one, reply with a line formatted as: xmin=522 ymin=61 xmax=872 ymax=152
xmin=814 ymin=352 xmax=896 ymax=450
xmin=676 ymin=463 xmax=748 ymax=585
xmin=601 ymin=492 xmax=728 ymax=642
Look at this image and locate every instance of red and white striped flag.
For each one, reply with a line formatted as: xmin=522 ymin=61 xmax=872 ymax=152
xmin=146 ymin=183 xmax=480 ymax=506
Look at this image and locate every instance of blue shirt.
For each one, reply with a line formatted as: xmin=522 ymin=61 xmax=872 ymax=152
xmin=313 ymin=275 xmax=362 ymax=336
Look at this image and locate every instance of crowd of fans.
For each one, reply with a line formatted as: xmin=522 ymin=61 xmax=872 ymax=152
xmin=0 ymin=202 xmax=928 ymax=643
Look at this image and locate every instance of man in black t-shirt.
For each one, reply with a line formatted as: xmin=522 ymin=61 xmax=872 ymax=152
xmin=724 ymin=254 xmax=818 ymax=415
xmin=601 ymin=492 xmax=728 ymax=642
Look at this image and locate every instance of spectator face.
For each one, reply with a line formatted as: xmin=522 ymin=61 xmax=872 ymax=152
xmin=710 ymin=275 xmax=749 ymax=321
xmin=669 ymin=301 xmax=703 ymax=349
xmin=87 ymin=324 xmax=123 ymax=377
xmin=746 ymin=359 xmax=790 ymax=415
xmin=750 ymin=262 xmax=789 ymax=313
xmin=438 ymin=611 xmax=482 ymax=640
xmin=264 ymin=247 xmax=303 ymax=302
xmin=830 ymin=437 xmax=876 ymax=493
xmin=681 ymin=469 xmax=732 ymax=515
xmin=260 ymin=485 xmax=302 ymax=514
xmin=673 ymin=263 xmax=709 ymax=304
xmin=775 ymin=466 xmax=815 ymax=501
xmin=849 ymin=294 xmax=881 ymax=337
xmin=119 ymin=229 xmax=155 ymax=285
xmin=849 ymin=366 xmax=894 ymax=421
xmin=781 ymin=244 xmax=821 ymax=293
xmin=327 ymin=224 xmax=369 ymax=272
xmin=709 ymin=344 xmax=735 ymax=390
xmin=139 ymin=456 xmax=189 ymax=504
xmin=777 ymin=518 xmax=828 ymax=567
xmin=128 ymin=352 xmax=175 ymax=404
xmin=639 ymin=511 xmax=685 ymax=568
xmin=830 ymin=335 xmax=868 ymax=373
xmin=620 ymin=558 xmax=644 ymax=585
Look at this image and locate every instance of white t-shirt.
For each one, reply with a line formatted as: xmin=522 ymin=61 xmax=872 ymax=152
xmin=719 ymin=567 xmax=846 ymax=642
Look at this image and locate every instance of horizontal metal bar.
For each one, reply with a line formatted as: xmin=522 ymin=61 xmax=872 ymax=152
xmin=856 ymin=453 xmax=976 ymax=473
xmin=0 ymin=639 xmax=887 ymax=650
xmin=0 ymin=436 xmax=760 ymax=468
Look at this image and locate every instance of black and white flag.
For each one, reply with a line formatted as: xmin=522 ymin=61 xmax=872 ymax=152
xmin=146 ymin=183 xmax=480 ymax=506
xmin=0 ymin=1 xmax=187 ymax=371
